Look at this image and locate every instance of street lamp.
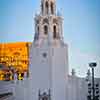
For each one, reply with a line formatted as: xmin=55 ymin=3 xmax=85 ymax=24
xmin=89 ymin=62 xmax=97 ymax=100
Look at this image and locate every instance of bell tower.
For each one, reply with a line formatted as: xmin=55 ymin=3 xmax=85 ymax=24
xmin=34 ymin=0 xmax=63 ymax=46
xmin=29 ymin=0 xmax=68 ymax=100
xmin=41 ymin=0 xmax=56 ymax=15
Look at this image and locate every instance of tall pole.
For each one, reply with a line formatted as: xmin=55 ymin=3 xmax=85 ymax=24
xmin=89 ymin=62 xmax=97 ymax=100
xmin=92 ymin=67 xmax=95 ymax=100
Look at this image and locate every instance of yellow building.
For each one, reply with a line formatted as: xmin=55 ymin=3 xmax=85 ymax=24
xmin=0 ymin=42 xmax=32 ymax=73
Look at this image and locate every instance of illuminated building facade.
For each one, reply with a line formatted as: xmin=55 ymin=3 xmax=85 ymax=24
xmin=0 ymin=42 xmax=31 ymax=80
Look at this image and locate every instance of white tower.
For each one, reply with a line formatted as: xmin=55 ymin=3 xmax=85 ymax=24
xmin=29 ymin=0 xmax=69 ymax=100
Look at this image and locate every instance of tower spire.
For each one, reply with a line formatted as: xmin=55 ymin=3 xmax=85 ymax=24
xmin=41 ymin=0 xmax=56 ymax=15
xmin=34 ymin=0 xmax=63 ymax=45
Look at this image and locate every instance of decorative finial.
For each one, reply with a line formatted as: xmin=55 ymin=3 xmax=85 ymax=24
xmin=71 ymin=69 xmax=76 ymax=76
xmin=87 ymin=69 xmax=91 ymax=77
xmin=86 ymin=69 xmax=91 ymax=82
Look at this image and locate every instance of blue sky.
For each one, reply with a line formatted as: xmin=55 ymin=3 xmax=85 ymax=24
xmin=0 ymin=0 xmax=100 ymax=77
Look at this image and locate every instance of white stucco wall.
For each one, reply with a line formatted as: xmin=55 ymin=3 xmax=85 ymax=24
xmin=28 ymin=40 xmax=69 ymax=100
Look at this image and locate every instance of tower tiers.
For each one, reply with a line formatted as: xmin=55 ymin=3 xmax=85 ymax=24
xmin=34 ymin=0 xmax=64 ymax=45
xmin=29 ymin=0 xmax=69 ymax=100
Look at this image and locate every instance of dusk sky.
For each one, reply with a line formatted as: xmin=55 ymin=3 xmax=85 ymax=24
xmin=0 ymin=0 xmax=100 ymax=77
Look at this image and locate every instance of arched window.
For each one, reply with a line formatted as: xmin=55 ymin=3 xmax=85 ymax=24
xmin=51 ymin=2 xmax=54 ymax=14
xmin=37 ymin=26 xmax=39 ymax=34
xmin=53 ymin=25 xmax=57 ymax=39
xmin=34 ymin=26 xmax=39 ymax=40
xmin=44 ymin=25 xmax=48 ymax=35
xmin=45 ymin=1 xmax=49 ymax=14
xmin=42 ymin=97 xmax=48 ymax=100
xmin=41 ymin=3 xmax=43 ymax=14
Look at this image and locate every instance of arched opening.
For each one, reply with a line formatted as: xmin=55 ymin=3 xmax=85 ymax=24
xmin=41 ymin=3 xmax=43 ymax=14
xmin=51 ymin=2 xmax=54 ymax=14
xmin=34 ymin=26 xmax=39 ymax=40
xmin=53 ymin=25 xmax=57 ymax=39
xmin=42 ymin=97 xmax=48 ymax=100
xmin=44 ymin=25 xmax=48 ymax=35
xmin=45 ymin=1 xmax=49 ymax=14
xmin=37 ymin=26 xmax=39 ymax=34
